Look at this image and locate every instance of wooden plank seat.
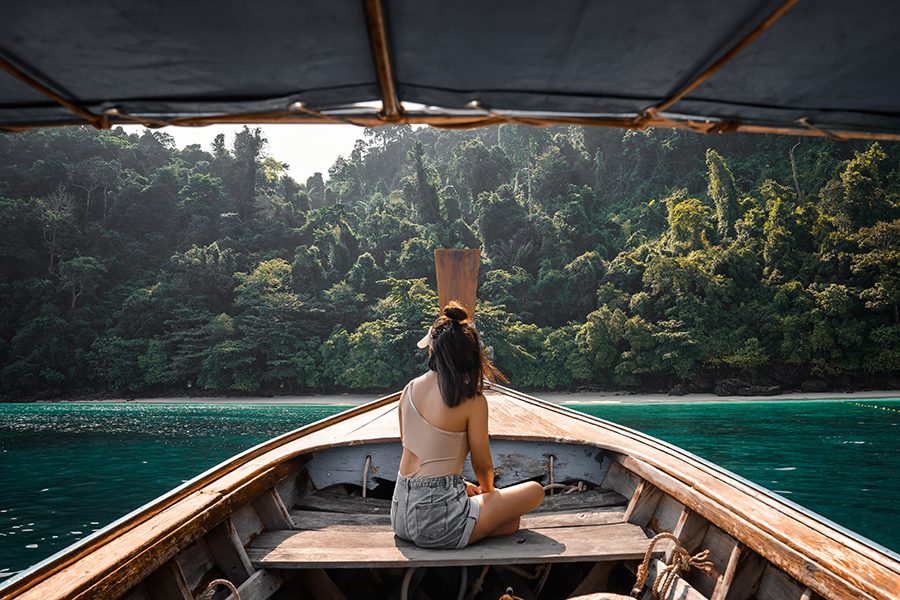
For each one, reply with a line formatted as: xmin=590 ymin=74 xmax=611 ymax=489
xmin=294 ymin=488 xmax=628 ymax=516
xmin=248 ymin=521 xmax=662 ymax=569
xmin=253 ymin=488 xmax=647 ymax=569
xmin=289 ymin=507 xmax=627 ymax=531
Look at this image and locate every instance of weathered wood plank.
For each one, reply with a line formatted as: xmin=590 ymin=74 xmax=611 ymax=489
xmin=301 ymin=485 xmax=622 ymax=517
xmin=296 ymin=491 xmax=392 ymax=515
xmin=252 ymin=488 xmax=293 ymax=530
xmin=289 ymin=507 xmax=625 ymax=532
xmin=117 ymin=582 xmax=150 ymax=600
xmin=601 ymin=462 xmax=640 ymax=499
xmin=144 ymin=560 xmax=191 ymax=600
xmin=231 ymin=503 xmax=266 ymax=547
xmin=172 ymin=537 xmax=215 ymax=596
xmin=686 ymin=525 xmax=737 ymax=597
xmin=725 ymin=548 xmax=767 ymax=600
xmin=275 ymin=467 xmax=307 ymax=510
xmin=648 ymin=494 xmax=684 ymax=535
xmin=435 ymin=248 xmax=480 ymax=319
xmin=625 ymin=483 xmax=663 ymax=529
xmin=223 ymin=569 xmax=283 ymax=600
xmin=624 ymin=481 xmax=646 ymax=521
xmin=713 ymin=543 xmax=742 ymax=600
xmin=568 ymin=562 xmax=615 ymax=597
xmin=291 ymin=509 xmax=391 ymax=529
xmin=205 ymin=518 xmax=254 ymax=585
xmin=756 ymin=564 xmax=805 ymax=600
xmin=673 ymin=508 xmax=709 ymax=556
xmin=523 ymin=509 xmax=625 ymax=529
xmin=305 ymin=440 xmax=610 ymax=491
xmin=616 ymin=454 xmax=877 ymax=600
xmin=86 ymin=463 xmax=295 ymax=600
xmin=533 ymin=489 xmax=627 ymax=513
xmin=640 ymin=558 xmax=706 ymax=600
xmin=248 ymin=523 xmax=661 ymax=569
xmin=292 ymin=569 xmax=347 ymax=600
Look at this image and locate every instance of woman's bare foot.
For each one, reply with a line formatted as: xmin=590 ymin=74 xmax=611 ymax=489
xmin=493 ymin=516 xmax=521 ymax=536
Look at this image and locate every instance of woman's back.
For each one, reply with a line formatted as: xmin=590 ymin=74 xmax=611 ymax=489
xmin=399 ymin=371 xmax=471 ymax=477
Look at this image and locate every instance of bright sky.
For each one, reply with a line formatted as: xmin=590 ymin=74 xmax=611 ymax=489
xmin=122 ymin=124 xmax=367 ymax=183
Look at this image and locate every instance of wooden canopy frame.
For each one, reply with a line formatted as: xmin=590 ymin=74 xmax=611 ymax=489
xmin=1 ymin=0 xmax=899 ymax=141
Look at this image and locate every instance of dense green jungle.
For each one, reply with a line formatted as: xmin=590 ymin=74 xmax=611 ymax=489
xmin=0 ymin=124 xmax=897 ymax=399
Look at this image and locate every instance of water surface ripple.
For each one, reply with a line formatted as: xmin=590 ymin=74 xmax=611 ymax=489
xmin=0 ymin=399 xmax=897 ymax=576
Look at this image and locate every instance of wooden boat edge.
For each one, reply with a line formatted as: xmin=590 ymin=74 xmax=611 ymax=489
xmin=0 ymin=391 xmax=401 ymax=598
xmin=495 ymin=384 xmax=900 ymax=566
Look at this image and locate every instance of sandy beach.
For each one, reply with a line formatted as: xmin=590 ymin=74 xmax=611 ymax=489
xmin=70 ymin=389 xmax=900 ymax=406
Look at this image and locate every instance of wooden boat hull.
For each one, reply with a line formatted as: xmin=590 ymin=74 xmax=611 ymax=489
xmin=1 ymin=386 xmax=898 ymax=600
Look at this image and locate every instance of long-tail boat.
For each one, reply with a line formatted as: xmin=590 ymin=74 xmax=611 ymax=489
xmin=1 ymin=249 xmax=897 ymax=600
xmin=2 ymin=1 xmax=899 ymax=598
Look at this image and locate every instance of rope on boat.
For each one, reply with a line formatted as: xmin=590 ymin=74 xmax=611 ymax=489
xmin=631 ymin=532 xmax=714 ymax=600
xmin=543 ymin=455 xmax=588 ymax=494
xmin=534 ymin=563 xmax=552 ymax=596
xmin=466 ymin=565 xmax=490 ymax=600
xmin=543 ymin=481 xmax=587 ymax=494
xmin=195 ymin=578 xmax=240 ymax=600
xmin=362 ymin=455 xmax=372 ymax=498
xmin=499 ymin=564 xmax=543 ymax=580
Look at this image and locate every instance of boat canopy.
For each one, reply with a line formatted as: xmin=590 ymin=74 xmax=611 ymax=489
xmin=1 ymin=0 xmax=899 ymax=139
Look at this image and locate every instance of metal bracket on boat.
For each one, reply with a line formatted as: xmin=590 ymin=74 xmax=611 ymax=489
xmin=548 ymin=454 xmax=555 ymax=493
xmin=362 ymin=455 xmax=372 ymax=498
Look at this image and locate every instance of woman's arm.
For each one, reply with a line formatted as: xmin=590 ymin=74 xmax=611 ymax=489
xmin=467 ymin=394 xmax=494 ymax=493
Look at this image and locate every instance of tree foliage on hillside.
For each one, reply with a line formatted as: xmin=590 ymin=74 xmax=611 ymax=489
xmin=1 ymin=125 xmax=898 ymax=397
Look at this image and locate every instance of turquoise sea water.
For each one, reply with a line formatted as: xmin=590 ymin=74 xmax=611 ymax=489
xmin=0 ymin=399 xmax=898 ymax=578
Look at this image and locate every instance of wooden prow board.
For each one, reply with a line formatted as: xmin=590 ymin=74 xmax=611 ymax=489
xmin=434 ymin=248 xmax=480 ymax=319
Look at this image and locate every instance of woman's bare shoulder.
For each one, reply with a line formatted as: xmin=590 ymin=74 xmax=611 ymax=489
xmin=465 ymin=392 xmax=488 ymax=413
xmin=408 ymin=371 xmax=432 ymax=388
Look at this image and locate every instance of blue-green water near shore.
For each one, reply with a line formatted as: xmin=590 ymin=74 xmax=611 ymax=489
xmin=1 ymin=399 xmax=898 ymax=577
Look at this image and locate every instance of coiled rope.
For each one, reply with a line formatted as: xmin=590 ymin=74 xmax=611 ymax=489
xmin=542 ymin=454 xmax=590 ymax=494
xmin=631 ymin=533 xmax=714 ymax=600
xmin=542 ymin=481 xmax=587 ymax=494
xmin=195 ymin=578 xmax=240 ymax=600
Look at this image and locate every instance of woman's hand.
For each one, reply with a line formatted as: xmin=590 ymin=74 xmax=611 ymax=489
xmin=464 ymin=481 xmax=482 ymax=497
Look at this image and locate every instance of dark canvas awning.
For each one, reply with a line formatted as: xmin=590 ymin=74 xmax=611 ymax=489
xmin=2 ymin=0 xmax=899 ymax=139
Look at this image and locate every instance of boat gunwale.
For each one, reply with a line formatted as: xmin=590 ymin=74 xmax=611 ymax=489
xmin=492 ymin=384 xmax=900 ymax=567
xmin=0 ymin=391 xmax=401 ymax=597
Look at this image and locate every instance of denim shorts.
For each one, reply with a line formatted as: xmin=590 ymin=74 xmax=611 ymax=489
xmin=391 ymin=473 xmax=481 ymax=549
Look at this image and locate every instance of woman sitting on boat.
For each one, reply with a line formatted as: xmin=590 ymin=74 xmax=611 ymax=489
xmin=391 ymin=302 xmax=545 ymax=549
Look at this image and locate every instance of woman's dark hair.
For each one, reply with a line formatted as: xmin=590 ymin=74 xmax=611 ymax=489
xmin=427 ymin=301 xmax=506 ymax=407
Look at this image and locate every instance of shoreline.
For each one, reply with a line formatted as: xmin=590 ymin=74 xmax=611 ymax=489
xmin=12 ymin=389 xmax=898 ymax=406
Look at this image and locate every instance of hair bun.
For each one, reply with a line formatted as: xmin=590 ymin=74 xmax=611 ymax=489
xmin=442 ymin=302 xmax=469 ymax=322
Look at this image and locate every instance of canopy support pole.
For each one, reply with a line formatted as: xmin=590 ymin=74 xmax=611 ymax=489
xmin=362 ymin=0 xmax=402 ymax=120
xmin=0 ymin=54 xmax=106 ymax=129
xmin=637 ymin=0 xmax=800 ymax=122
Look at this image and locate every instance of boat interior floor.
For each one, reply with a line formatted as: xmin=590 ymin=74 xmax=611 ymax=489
xmin=249 ymin=485 xmax=662 ymax=570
